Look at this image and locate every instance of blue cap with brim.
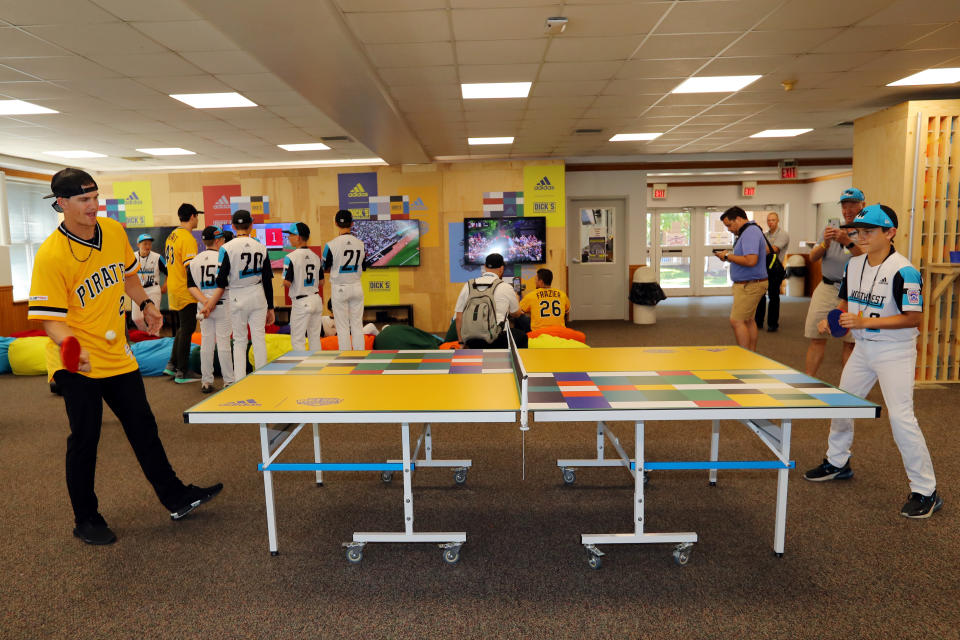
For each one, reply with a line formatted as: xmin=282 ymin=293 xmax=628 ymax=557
xmin=137 ymin=233 xmax=153 ymax=243
xmin=839 ymin=187 xmax=865 ymax=203
xmin=840 ymin=204 xmax=898 ymax=229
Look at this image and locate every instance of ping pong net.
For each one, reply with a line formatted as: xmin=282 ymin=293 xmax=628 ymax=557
xmin=505 ymin=321 xmax=530 ymax=478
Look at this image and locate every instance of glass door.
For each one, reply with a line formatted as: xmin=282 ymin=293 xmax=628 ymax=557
xmin=648 ymin=209 xmax=693 ymax=296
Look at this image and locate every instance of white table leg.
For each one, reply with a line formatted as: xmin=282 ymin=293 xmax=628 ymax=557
xmin=259 ymin=423 xmax=279 ymax=555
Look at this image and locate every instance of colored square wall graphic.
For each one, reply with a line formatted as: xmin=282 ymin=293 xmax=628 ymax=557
xmin=483 ymin=191 xmax=524 ymax=217
xmin=230 ymin=195 xmax=270 ymax=223
xmin=369 ymin=195 xmax=410 ymax=220
xmin=97 ymin=198 xmax=126 ymax=225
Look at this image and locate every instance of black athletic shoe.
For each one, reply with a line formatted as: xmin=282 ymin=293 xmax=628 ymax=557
xmin=804 ymin=458 xmax=853 ymax=482
xmin=169 ymin=483 xmax=223 ymax=520
xmin=200 ymin=384 xmax=214 ymax=394
xmin=73 ymin=514 xmax=116 ymax=545
xmin=900 ymin=491 xmax=943 ymax=518
xmin=767 ymin=326 xmax=778 ymax=332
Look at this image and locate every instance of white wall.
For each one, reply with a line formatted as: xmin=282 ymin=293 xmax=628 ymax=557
xmin=565 ymin=170 xmax=647 ymax=263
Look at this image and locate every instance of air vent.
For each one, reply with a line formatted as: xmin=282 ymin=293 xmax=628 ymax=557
xmin=834 ymin=121 xmax=854 ymax=127
xmin=321 ymin=136 xmax=352 ymax=142
xmin=574 ymin=128 xmax=603 ymax=134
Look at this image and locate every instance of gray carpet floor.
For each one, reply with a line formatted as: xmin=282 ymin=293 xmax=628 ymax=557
xmin=2 ymin=297 xmax=957 ymax=639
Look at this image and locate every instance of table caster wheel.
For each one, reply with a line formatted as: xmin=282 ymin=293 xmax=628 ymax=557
xmin=587 ymin=554 xmax=602 ymax=570
xmin=442 ymin=547 xmax=461 ymax=565
xmin=775 ymin=552 xmax=784 ymax=559
xmin=643 ymin=471 xmax=649 ymax=484
xmin=453 ymin=469 xmax=467 ymax=485
xmin=562 ymin=468 xmax=576 ymax=485
xmin=709 ymin=481 xmax=716 ymax=487
xmin=270 ymin=551 xmax=279 ymax=557
xmin=346 ymin=547 xmax=363 ymax=564
xmin=380 ymin=471 xmax=393 ymax=483
xmin=673 ymin=543 xmax=692 ymax=566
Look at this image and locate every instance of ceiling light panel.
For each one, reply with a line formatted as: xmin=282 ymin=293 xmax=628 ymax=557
xmin=44 ymin=150 xmax=107 ymax=158
xmin=0 ymin=100 xmax=58 ymax=115
xmin=278 ymin=143 xmax=331 ymax=151
xmin=671 ymin=75 xmax=762 ymax=93
xmin=461 ymin=82 xmax=532 ymax=99
xmin=610 ymin=133 xmax=662 ymax=141
xmin=169 ymin=92 xmax=258 ymax=108
xmin=136 ymin=147 xmax=196 ymax=155
xmin=750 ymin=129 xmax=813 ymax=138
xmin=887 ymin=68 xmax=960 ymax=86
xmin=468 ymin=137 xmax=515 ymax=145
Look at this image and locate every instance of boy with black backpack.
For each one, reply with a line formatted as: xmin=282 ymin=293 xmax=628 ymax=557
xmin=455 ymin=253 xmax=523 ymax=349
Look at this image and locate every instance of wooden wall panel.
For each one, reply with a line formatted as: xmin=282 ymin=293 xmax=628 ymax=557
xmin=0 ymin=286 xmax=31 ymax=335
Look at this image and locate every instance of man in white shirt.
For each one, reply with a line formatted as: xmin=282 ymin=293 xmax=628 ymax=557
xmin=755 ymin=211 xmax=790 ymax=332
xmin=322 ymin=210 xmax=366 ymax=350
xmin=454 ymin=253 xmax=523 ymax=349
xmin=131 ymin=233 xmax=166 ymax=332
xmin=187 ymin=226 xmax=235 ymax=393
xmin=283 ymin=222 xmax=324 ymax=351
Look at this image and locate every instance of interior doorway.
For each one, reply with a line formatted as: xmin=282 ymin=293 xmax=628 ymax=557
xmin=567 ymin=199 xmax=627 ymax=320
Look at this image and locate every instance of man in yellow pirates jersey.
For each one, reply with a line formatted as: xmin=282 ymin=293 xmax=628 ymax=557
xmin=164 ymin=203 xmax=202 ymax=383
xmin=518 ymin=268 xmax=570 ymax=331
xmin=29 ymin=168 xmax=222 ymax=546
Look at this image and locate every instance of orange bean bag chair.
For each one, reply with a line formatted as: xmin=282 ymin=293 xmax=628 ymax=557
xmin=527 ymin=326 xmax=587 ymax=344
xmin=319 ymin=334 xmax=376 ymax=350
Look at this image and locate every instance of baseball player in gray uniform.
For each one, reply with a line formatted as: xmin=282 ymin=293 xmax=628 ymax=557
xmin=283 ymin=222 xmax=324 ymax=351
xmin=187 ymin=226 xmax=235 ymax=393
xmin=803 ymin=188 xmax=864 ymax=376
xmin=323 ymin=210 xmax=366 ymax=350
xmin=201 ymin=210 xmax=275 ymax=382
xmin=805 ymin=204 xmax=941 ymax=519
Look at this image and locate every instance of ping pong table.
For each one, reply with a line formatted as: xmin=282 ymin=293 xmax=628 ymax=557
xmin=183 ymin=343 xmax=878 ymax=568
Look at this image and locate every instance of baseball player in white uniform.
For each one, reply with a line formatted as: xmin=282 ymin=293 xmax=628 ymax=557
xmin=187 ymin=226 xmax=235 ymax=393
xmin=323 ymin=210 xmax=366 ymax=350
xmin=282 ymin=222 xmax=323 ymax=351
xmin=132 ymin=233 xmax=166 ymax=332
xmin=201 ymin=210 xmax=275 ymax=382
xmin=805 ymin=204 xmax=941 ymax=519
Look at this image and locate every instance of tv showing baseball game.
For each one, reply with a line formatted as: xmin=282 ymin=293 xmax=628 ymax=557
xmin=352 ymin=219 xmax=421 ymax=268
xmin=463 ymin=216 xmax=546 ymax=265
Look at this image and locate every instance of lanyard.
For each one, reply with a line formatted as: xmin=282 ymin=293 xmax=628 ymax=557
xmin=855 ymin=246 xmax=894 ymax=316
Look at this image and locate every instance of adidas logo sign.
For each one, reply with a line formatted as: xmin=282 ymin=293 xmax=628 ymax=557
xmin=125 ymin=191 xmax=143 ymax=205
xmin=220 ymin=398 xmax=262 ymax=407
xmin=347 ymin=183 xmax=368 ymax=197
xmin=214 ymin=195 xmax=230 ymax=209
xmin=411 ymin=197 xmax=427 ymax=211
xmin=534 ymin=176 xmax=554 ymax=191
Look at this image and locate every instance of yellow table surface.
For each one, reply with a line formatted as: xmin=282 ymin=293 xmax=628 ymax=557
xmin=519 ymin=345 xmax=789 ymax=373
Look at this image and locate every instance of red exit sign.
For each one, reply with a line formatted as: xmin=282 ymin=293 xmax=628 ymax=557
xmin=652 ymin=183 xmax=668 ymax=199
xmin=779 ymin=160 xmax=798 ymax=180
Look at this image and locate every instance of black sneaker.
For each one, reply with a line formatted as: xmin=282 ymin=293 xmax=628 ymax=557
xmin=169 ymin=483 xmax=223 ymax=520
xmin=804 ymin=458 xmax=853 ymax=482
xmin=201 ymin=384 xmax=214 ymax=394
xmin=900 ymin=491 xmax=943 ymax=519
xmin=73 ymin=514 xmax=116 ymax=545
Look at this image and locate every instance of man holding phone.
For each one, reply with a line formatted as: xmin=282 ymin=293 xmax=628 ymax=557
xmin=715 ymin=206 xmax=767 ymax=351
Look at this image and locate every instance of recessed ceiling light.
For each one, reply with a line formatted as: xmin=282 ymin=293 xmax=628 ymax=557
xmin=671 ymin=75 xmax=761 ymax=93
xmin=278 ymin=143 xmax=331 ymax=151
xmin=750 ymin=129 xmax=813 ymax=138
xmin=887 ymin=68 xmax=960 ymax=87
xmin=169 ymin=92 xmax=257 ymax=109
xmin=136 ymin=147 xmax=196 ymax=156
xmin=468 ymin=137 xmax=515 ymax=145
xmin=44 ymin=150 xmax=107 ymax=158
xmin=131 ymin=158 xmax=387 ymax=171
xmin=461 ymin=82 xmax=532 ymax=99
xmin=610 ymin=133 xmax=662 ymax=142
xmin=0 ymin=100 xmax=58 ymax=115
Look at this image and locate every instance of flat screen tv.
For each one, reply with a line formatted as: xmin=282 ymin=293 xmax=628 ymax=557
xmin=352 ymin=219 xmax=421 ymax=268
xmin=463 ymin=216 xmax=546 ymax=265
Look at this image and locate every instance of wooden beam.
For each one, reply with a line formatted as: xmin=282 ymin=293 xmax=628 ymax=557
xmin=567 ymin=157 xmax=852 ymax=172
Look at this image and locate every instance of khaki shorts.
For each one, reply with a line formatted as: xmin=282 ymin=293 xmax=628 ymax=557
xmin=730 ymin=280 xmax=767 ymax=321
xmin=804 ymin=281 xmax=855 ymax=342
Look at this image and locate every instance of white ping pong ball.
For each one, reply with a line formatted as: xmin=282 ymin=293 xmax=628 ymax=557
xmin=105 ymin=330 xmax=116 ymax=341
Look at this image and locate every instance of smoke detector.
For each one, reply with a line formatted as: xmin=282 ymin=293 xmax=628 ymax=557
xmin=545 ymin=17 xmax=568 ymax=34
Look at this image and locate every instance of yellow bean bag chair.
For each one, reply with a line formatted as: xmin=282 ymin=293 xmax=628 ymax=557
xmin=527 ymin=334 xmax=589 ymax=349
xmin=249 ymin=333 xmax=293 ymax=367
xmin=8 ymin=336 xmax=54 ymax=376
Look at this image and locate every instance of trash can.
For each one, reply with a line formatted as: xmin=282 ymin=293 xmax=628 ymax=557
xmin=785 ymin=254 xmax=807 ymax=297
xmin=630 ymin=266 xmax=666 ymax=325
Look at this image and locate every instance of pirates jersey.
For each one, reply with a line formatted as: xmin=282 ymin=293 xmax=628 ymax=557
xmin=186 ymin=249 xmax=223 ymax=298
xmin=838 ymin=248 xmax=922 ymax=342
xmin=215 ymin=235 xmax=274 ymax=305
xmin=137 ymin=250 xmax=166 ymax=290
xmin=28 ymin=217 xmax=139 ymax=378
xmin=322 ymin=233 xmax=365 ymax=285
xmin=164 ymin=227 xmax=197 ymax=310
xmin=519 ymin=287 xmax=570 ymax=331
xmin=284 ymin=247 xmax=323 ymax=299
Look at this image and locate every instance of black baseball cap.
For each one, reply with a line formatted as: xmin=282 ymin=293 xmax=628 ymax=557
xmin=222 ymin=230 xmax=234 ymax=242
xmin=232 ymin=209 xmax=252 ymax=225
xmin=284 ymin=222 xmax=310 ymax=238
xmin=44 ymin=168 xmax=98 ymax=199
xmin=485 ymin=253 xmax=505 ymax=269
xmin=335 ymin=209 xmax=352 ymax=227
xmin=201 ymin=225 xmax=223 ymax=241
xmin=178 ymin=203 xmax=202 ymax=221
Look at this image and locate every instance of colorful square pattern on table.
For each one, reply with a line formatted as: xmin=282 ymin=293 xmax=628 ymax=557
xmin=254 ymin=350 xmax=515 ymax=375
xmin=526 ymin=369 xmax=875 ymax=410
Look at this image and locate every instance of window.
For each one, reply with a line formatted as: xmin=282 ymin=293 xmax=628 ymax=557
xmin=6 ymin=178 xmax=58 ymax=300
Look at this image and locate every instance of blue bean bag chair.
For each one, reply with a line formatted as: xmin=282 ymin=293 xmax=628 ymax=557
xmin=0 ymin=336 xmax=13 ymax=374
xmin=131 ymin=337 xmax=175 ymax=376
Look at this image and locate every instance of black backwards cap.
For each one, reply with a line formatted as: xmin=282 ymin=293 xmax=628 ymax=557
xmin=485 ymin=252 xmax=505 ymax=269
xmin=44 ymin=168 xmax=98 ymax=199
xmin=232 ymin=209 xmax=252 ymax=225
xmin=335 ymin=209 xmax=352 ymax=227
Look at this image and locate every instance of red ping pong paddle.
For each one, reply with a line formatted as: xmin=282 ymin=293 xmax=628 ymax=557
xmin=827 ymin=308 xmax=848 ymax=337
xmin=60 ymin=336 xmax=81 ymax=373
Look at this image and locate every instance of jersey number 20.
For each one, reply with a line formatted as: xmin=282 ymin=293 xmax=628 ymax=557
xmin=240 ymin=251 xmax=264 ymax=277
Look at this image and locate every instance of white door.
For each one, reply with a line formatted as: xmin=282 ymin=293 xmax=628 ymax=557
xmin=568 ymin=200 xmax=627 ymax=320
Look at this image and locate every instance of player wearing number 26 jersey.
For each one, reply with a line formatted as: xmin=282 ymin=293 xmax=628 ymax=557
xmin=323 ymin=210 xmax=366 ymax=350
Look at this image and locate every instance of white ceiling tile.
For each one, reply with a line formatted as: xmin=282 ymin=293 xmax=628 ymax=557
xmin=465 ymin=122 xmax=519 ymax=136
xmin=526 ymin=95 xmax=595 ymax=109
xmin=699 ymin=56 xmax=791 ymax=76
xmin=634 ymin=34 xmax=740 ymax=60
xmin=89 ymin=0 xmax=199 ymax=22
xmin=398 ymin=98 xmax=462 ymax=112
xmin=538 ymin=62 xmax=622 ymax=82
xmin=365 ymin=42 xmax=455 ymax=67
xmin=238 ymin=90 xmax=313 ymax=107
xmin=0 ymin=62 xmax=47 ymax=81
xmin=133 ymin=74 xmax=233 ymax=94
xmin=24 ymin=23 xmax=166 ymax=56
xmin=215 ymin=73 xmax=293 ymax=93
xmin=451 ymin=6 xmax=563 ymax=40
xmin=0 ymin=28 xmax=68 ymax=56
xmin=1 ymin=57 xmax=121 ymax=81
xmin=0 ymin=0 xmax=117 ymax=25
xmin=723 ymin=29 xmax=842 ymax=56
xmin=390 ymin=84 xmax=462 ymax=101
xmin=852 ymin=49 xmax=960 ymax=72
xmin=658 ymin=0 xmax=783 ymax=33
xmin=759 ymin=0 xmax=899 ymax=30
xmin=813 ymin=25 xmax=942 ymax=53
xmin=180 ymin=50 xmax=269 ymax=75
xmin=860 ymin=0 xmax=960 ymax=26
xmin=131 ymin=21 xmax=238 ymax=52
xmin=337 ymin=0 xmax=448 ymax=10
xmin=345 ymin=10 xmax=451 ymax=44
xmin=616 ymin=58 xmax=711 ymax=79
xmin=458 ymin=63 xmax=539 ymax=83
xmin=0 ymin=81 xmax=71 ymax=100
xmin=774 ymin=52 xmax=877 ymax=73
xmin=379 ymin=66 xmax=458 ymax=86
xmin=89 ymin=52 xmax=203 ymax=77
xmin=903 ymin=24 xmax=960 ymax=51
xmin=463 ymin=108 xmax=524 ymax=122
xmin=545 ymin=36 xmax=644 ymax=63
xmin=530 ymin=80 xmax=608 ymax=97
xmin=642 ymin=104 xmax=713 ymax=117
xmin=455 ymin=40 xmax=548 ymax=65
xmin=561 ymin=3 xmax=669 ymax=37
xmin=746 ymin=72 xmax=846 ymax=91
xmin=603 ymin=78 xmax=688 ymax=96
